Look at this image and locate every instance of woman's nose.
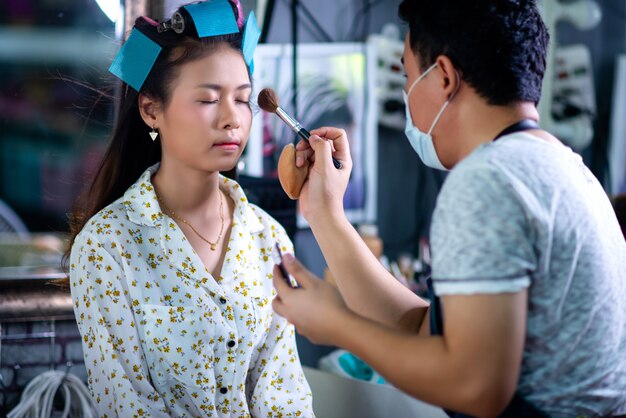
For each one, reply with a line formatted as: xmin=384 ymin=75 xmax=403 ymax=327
xmin=220 ymin=100 xmax=240 ymax=130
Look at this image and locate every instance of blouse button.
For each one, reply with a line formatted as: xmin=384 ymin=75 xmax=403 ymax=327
xmin=227 ymin=340 xmax=236 ymax=348
xmin=220 ymin=387 xmax=228 ymax=394
xmin=219 ymin=297 xmax=227 ymax=304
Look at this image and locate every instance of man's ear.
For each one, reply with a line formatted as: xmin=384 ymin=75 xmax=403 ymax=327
xmin=138 ymin=93 xmax=161 ymax=128
xmin=435 ymin=55 xmax=461 ymax=99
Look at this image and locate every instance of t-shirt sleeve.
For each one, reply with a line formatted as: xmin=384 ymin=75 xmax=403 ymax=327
xmin=430 ymin=162 xmax=536 ymax=295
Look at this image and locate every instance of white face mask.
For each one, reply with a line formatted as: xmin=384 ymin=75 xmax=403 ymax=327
xmin=402 ymin=63 xmax=458 ymax=171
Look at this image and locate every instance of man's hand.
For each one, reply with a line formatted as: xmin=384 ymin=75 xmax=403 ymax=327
xmin=272 ymin=253 xmax=354 ymax=346
xmin=295 ymin=127 xmax=353 ymax=225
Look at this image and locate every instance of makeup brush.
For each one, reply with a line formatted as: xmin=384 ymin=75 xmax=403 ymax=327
xmin=257 ymin=88 xmax=342 ymax=169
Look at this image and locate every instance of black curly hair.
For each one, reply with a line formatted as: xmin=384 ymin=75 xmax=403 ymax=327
xmin=398 ymin=0 xmax=549 ymax=106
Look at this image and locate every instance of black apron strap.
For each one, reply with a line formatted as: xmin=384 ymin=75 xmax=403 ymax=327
xmin=493 ymin=119 xmax=540 ymax=141
xmin=427 ymin=277 xmax=443 ymax=336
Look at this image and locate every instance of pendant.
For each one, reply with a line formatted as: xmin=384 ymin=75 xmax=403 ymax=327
xmin=210 ymin=243 xmax=217 ymax=251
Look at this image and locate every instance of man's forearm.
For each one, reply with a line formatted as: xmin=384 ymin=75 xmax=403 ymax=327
xmin=332 ymin=312 xmax=510 ymax=417
xmin=308 ymin=213 xmax=428 ymax=330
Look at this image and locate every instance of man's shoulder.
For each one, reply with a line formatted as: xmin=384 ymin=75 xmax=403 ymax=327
xmin=443 ymin=149 xmax=509 ymax=199
xmin=445 ymin=135 xmax=567 ymax=201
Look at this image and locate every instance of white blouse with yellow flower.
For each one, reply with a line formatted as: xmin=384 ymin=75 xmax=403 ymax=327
xmin=70 ymin=164 xmax=314 ymax=417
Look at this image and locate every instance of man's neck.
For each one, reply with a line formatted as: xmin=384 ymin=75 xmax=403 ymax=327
xmin=450 ymin=99 xmax=540 ymax=165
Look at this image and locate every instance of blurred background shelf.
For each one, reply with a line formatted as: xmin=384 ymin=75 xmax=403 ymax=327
xmin=0 ymin=1 xmax=116 ymax=232
xmin=0 ymin=28 xmax=117 ymax=64
xmin=0 ymin=233 xmax=69 ymax=321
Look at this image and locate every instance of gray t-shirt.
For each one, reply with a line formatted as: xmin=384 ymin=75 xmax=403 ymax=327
xmin=430 ymin=132 xmax=626 ymax=417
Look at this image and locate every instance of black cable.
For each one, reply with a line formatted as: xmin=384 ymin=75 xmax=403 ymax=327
xmin=361 ymin=0 xmax=370 ymax=42
xmin=346 ymin=5 xmax=362 ymax=42
xmin=298 ymin=13 xmax=330 ymax=42
xmin=296 ymin=1 xmax=334 ymax=42
xmin=345 ymin=0 xmax=381 ymax=42
xmin=278 ymin=0 xmax=333 ymax=43
xmin=291 ymin=0 xmax=298 ymax=120
xmin=259 ymin=0 xmax=276 ymax=43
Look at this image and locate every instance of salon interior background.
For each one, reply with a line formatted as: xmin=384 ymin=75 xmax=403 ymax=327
xmin=0 ymin=0 xmax=625 ymax=255
xmin=0 ymin=0 xmax=625 ymax=390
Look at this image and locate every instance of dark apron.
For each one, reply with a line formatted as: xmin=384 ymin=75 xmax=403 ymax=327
xmin=427 ymin=119 xmax=549 ymax=418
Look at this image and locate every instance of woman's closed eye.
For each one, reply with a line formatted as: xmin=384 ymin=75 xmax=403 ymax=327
xmin=198 ymin=98 xmax=250 ymax=105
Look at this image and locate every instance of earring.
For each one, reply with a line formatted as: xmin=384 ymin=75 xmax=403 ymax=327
xmin=149 ymin=126 xmax=158 ymax=141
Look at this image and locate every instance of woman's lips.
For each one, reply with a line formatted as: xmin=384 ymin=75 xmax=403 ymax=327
xmin=213 ymin=141 xmax=240 ymax=151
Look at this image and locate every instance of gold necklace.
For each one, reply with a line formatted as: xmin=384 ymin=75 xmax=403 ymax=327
xmin=155 ymin=190 xmax=225 ymax=251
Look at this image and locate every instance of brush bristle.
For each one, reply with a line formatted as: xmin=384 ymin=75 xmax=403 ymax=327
xmin=258 ymin=88 xmax=279 ymax=113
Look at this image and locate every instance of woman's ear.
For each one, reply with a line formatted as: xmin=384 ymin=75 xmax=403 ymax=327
xmin=435 ymin=55 xmax=461 ymax=99
xmin=138 ymin=93 xmax=161 ymax=128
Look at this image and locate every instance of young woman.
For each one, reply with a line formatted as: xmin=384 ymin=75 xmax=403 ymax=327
xmin=67 ymin=1 xmax=313 ymax=416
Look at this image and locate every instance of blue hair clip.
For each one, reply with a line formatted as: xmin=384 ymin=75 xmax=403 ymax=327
xmin=242 ymin=11 xmax=260 ymax=73
xmin=109 ymin=1 xmax=254 ymax=90
xmin=184 ymin=0 xmax=239 ymax=38
xmin=109 ymin=29 xmax=162 ymax=92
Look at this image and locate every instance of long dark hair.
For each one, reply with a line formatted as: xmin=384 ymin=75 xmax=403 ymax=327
xmin=61 ymin=3 xmax=247 ymax=281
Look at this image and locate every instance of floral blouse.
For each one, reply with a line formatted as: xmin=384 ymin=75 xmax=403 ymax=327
xmin=70 ymin=164 xmax=314 ymax=417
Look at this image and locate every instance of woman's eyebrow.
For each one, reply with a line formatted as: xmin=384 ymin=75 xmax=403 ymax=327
xmin=194 ymin=83 xmax=252 ymax=90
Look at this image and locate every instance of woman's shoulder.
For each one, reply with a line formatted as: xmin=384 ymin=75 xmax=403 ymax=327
xmin=73 ymin=198 xmax=131 ymax=252
xmin=78 ymin=165 xmax=159 ymax=242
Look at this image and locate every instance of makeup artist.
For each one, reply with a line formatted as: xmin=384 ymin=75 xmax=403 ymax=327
xmin=271 ymin=1 xmax=626 ymax=417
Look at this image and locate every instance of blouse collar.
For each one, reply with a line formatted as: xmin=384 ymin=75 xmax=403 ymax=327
xmin=123 ymin=163 xmax=263 ymax=233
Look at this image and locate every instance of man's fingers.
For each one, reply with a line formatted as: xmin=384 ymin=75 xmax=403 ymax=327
xmin=310 ymin=127 xmax=345 ymax=141
xmin=295 ymin=147 xmax=314 ymax=168
xmin=271 ymin=296 xmax=286 ymax=318
xmin=308 ymin=135 xmax=334 ymax=171
xmin=273 ymin=265 xmax=294 ymax=293
xmin=309 ymin=127 xmax=350 ymax=162
xmin=295 ymin=139 xmax=312 ymax=151
xmin=281 ymin=254 xmax=314 ymax=288
xmin=295 ymin=140 xmax=312 ymax=167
